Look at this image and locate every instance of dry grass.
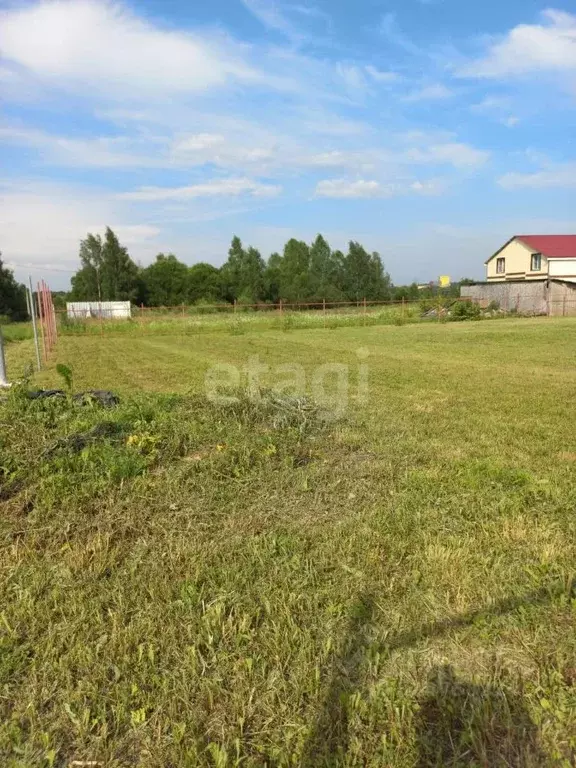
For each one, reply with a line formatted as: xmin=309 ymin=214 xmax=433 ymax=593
xmin=2 ymin=317 xmax=576 ymax=766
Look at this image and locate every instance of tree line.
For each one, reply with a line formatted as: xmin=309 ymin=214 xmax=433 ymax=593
xmin=68 ymin=228 xmax=393 ymax=306
xmin=0 ymin=228 xmax=474 ymax=324
xmin=68 ymin=226 xmax=471 ymax=307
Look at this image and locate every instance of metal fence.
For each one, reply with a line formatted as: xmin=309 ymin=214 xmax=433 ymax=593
xmin=0 ymin=277 xmax=56 ymax=386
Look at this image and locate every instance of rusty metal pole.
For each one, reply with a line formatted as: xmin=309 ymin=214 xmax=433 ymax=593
xmin=37 ymin=282 xmax=46 ymax=360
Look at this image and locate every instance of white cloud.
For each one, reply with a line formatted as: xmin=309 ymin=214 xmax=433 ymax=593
xmin=314 ymin=177 xmax=445 ymax=198
xmin=315 ymin=179 xmax=387 ymax=198
xmin=403 ymin=83 xmax=453 ymax=102
xmin=0 ymin=125 xmax=166 ymax=168
xmin=1 ymin=120 xmax=489 ymax=178
xmin=410 ymin=179 xmax=447 ymax=195
xmin=365 ymin=65 xmax=400 ymax=83
xmin=335 ymin=63 xmax=371 ymax=99
xmin=0 ymin=0 xmax=261 ymax=98
xmin=240 ymin=0 xmax=331 ymax=43
xmin=406 ymin=142 xmax=489 ymax=168
xmin=469 ymin=96 xmax=519 ymax=128
xmin=113 ymin=225 xmax=161 ymax=243
xmin=173 ymin=133 xmax=226 ymax=152
xmin=498 ymin=163 xmax=576 ymax=189
xmin=120 ymin=178 xmax=282 ymax=201
xmin=460 ymin=9 xmax=576 ymax=78
xmin=0 ymin=181 xmax=162 ymax=280
xmin=379 ymin=12 xmax=421 ymax=56
xmin=240 ymin=0 xmax=300 ymax=40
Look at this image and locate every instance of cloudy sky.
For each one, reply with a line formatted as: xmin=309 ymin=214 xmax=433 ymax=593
xmin=1 ymin=0 xmax=575 ymax=288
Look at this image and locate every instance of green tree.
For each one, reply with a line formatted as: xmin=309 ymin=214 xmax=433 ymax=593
xmin=221 ymin=236 xmax=265 ymax=303
xmin=70 ymin=233 xmax=103 ymax=300
xmin=263 ymin=252 xmax=282 ymax=303
xmin=343 ymin=242 xmax=391 ymax=301
xmin=308 ymin=234 xmax=344 ymax=301
xmin=100 ymin=227 xmax=140 ymax=302
xmin=279 ymin=239 xmax=310 ymax=302
xmin=393 ymin=282 xmax=420 ymax=301
xmin=0 ymin=255 xmax=27 ymax=321
xmin=70 ymin=228 xmax=140 ymax=302
xmin=188 ymin=263 xmax=222 ymax=303
xmin=142 ymin=253 xmax=189 ymax=306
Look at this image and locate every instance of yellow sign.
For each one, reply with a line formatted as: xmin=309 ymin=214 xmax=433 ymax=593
xmin=439 ymin=275 xmax=451 ymax=288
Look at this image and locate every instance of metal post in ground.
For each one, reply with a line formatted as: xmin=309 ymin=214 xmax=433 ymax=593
xmin=37 ymin=281 xmax=47 ymax=360
xmin=28 ymin=277 xmax=41 ymax=372
xmin=0 ymin=326 xmax=9 ymax=388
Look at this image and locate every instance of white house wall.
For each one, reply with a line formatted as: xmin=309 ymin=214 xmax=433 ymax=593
xmin=548 ymin=258 xmax=576 ymax=279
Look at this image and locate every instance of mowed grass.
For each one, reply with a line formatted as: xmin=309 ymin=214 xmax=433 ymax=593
xmin=2 ymin=318 xmax=576 ymax=766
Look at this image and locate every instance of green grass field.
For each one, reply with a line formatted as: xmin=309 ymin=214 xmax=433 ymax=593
xmin=2 ymin=318 xmax=576 ymax=766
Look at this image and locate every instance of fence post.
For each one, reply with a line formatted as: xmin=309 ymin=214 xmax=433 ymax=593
xmin=0 ymin=326 xmax=8 ymax=388
xmin=563 ymin=295 xmax=567 ymax=317
xmin=279 ymin=299 xmax=283 ymax=316
xmin=28 ymin=277 xmax=41 ymax=372
xmin=234 ymin=299 xmax=237 ymax=315
xmin=37 ymin=282 xmax=46 ymax=360
xmin=402 ymin=296 xmax=405 ymax=319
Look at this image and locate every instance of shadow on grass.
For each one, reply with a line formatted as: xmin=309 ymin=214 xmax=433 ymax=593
xmin=302 ymin=579 xmax=573 ymax=765
xmin=415 ymin=665 xmax=543 ymax=767
xmin=301 ymin=592 xmax=375 ymax=766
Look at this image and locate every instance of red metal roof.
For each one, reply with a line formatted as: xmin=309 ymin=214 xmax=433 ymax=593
xmin=516 ymin=235 xmax=576 ymax=258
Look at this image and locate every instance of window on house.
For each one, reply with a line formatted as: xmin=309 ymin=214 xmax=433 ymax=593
xmin=531 ymin=253 xmax=542 ymax=271
xmin=496 ymin=257 xmax=505 ymax=274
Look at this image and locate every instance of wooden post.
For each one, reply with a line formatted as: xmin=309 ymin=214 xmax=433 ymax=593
xmin=402 ymin=296 xmax=405 ymax=319
xmin=563 ymin=295 xmax=567 ymax=317
xmin=279 ymin=299 xmax=283 ymax=315
xmin=37 ymin=282 xmax=46 ymax=360
xmin=363 ymin=297 xmax=367 ymax=325
xmin=43 ymin=282 xmax=51 ymax=353
xmin=234 ymin=299 xmax=237 ymax=315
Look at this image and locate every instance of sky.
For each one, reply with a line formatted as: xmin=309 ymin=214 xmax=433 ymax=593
xmin=1 ymin=0 xmax=575 ymax=289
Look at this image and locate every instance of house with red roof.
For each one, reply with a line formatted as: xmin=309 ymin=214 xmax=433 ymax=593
xmin=485 ymin=235 xmax=576 ymax=282
xmin=461 ymin=235 xmax=576 ymax=315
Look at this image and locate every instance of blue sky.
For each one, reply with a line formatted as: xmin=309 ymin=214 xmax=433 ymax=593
xmin=1 ymin=0 xmax=575 ymax=289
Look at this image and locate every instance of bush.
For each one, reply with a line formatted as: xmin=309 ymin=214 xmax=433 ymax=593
xmin=451 ymin=301 xmax=482 ymax=321
xmin=192 ymin=299 xmax=218 ymax=315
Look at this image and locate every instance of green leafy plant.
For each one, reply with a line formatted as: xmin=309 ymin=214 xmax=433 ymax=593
xmin=451 ymin=300 xmax=482 ymax=321
xmin=56 ymin=363 xmax=73 ymax=392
